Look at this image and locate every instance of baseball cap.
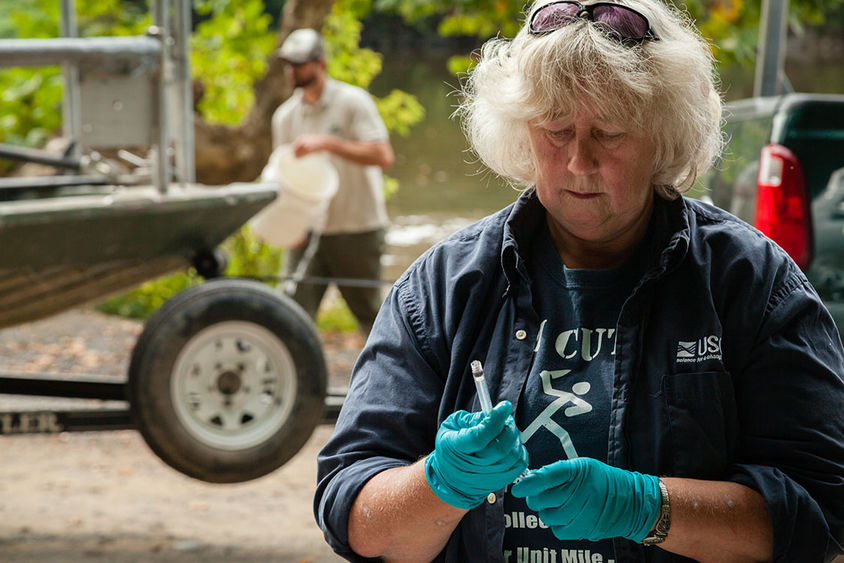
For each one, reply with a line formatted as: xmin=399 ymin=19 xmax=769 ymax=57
xmin=277 ymin=28 xmax=325 ymax=64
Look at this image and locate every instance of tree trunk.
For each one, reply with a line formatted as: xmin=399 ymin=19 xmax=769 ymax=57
xmin=193 ymin=0 xmax=335 ymax=185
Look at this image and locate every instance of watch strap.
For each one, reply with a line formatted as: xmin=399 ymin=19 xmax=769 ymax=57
xmin=642 ymin=478 xmax=671 ymax=546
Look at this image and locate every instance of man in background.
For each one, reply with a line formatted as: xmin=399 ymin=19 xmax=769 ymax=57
xmin=272 ymin=28 xmax=394 ymax=335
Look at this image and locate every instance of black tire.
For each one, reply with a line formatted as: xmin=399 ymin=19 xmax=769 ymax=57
xmin=127 ymin=278 xmax=327 ymax=483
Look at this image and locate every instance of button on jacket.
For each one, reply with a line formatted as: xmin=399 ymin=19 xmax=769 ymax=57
xmin=315 ymin=190 xmax=844 ymax=562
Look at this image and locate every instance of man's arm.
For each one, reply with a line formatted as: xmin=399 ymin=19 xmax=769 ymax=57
xmin=348 ymin=460 xmax=467 ymax=562
xmin=293 ymin=134 xmax=394 ymax=169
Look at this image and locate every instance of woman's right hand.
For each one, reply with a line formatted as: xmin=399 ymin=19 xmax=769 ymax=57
xmin=424 ymin=400 xmax=528 ymax=508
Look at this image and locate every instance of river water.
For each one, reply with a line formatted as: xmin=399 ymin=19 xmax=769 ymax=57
xmin=370 ymin=49 xmax=844 ymax=282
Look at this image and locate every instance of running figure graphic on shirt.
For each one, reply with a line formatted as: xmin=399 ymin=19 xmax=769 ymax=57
xmin=520 ymin=369 xmax=592 ymax=459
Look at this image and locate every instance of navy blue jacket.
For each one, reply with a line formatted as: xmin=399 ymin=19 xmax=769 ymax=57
xmin=315 ymin=191 xmax=844 ymax=562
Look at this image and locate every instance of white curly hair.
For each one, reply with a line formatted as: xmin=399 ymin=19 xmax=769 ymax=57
xmin=456 ymin=0 xmax=724 ymax=198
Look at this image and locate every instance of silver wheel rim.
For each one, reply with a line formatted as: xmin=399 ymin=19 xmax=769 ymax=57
xmin=171 ymin=321 xmax=297 ymax=450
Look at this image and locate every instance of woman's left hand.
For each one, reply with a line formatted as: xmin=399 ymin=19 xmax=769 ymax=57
xmin=510 ymin=457 xmax=660 ymax=542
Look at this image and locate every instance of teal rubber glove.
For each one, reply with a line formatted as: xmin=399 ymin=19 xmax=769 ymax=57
xmin=509 ymin=457 xmax=660 ymax=542
xmin=424 ymin=400 xmax=528 ymax=509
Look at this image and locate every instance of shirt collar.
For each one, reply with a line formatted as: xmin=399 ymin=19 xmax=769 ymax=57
xmin=298 ymin=77 xmax=338 ymax=111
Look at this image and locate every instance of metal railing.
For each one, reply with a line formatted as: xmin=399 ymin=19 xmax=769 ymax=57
xmin=0 ymin=0 xmax=195 ymax=194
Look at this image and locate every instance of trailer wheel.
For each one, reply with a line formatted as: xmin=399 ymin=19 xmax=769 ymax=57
xmin=128 ymin=278 xmax=326 ymax=483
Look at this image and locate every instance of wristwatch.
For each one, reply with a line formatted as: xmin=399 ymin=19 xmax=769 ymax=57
xmin=642 ymin=478 xmax=671 ymax=546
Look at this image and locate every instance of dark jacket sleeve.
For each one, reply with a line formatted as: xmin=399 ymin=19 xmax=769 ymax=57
xmin=313 ymin=273 xmax=445 ymax=561
xmin=727 ymin=267 xmax=844 ymax=562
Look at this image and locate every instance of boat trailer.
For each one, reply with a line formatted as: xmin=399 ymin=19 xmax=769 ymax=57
xmin=0 ymin=0 xmax=341 ymax=483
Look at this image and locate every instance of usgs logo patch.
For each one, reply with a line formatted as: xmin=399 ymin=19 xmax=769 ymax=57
xmin=676 ymin=335 xmax=722 ymax=364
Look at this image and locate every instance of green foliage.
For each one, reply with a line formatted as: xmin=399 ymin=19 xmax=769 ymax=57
xmin=325 ymin=0 xmax=426 ymax=141
xmin=338 ymin=0 xmax=376 ymax=20
xmin=96 ymin=271 xmax=200 ymax=319
xmin=383 ymin=174 xmax=399 ymax=200
xmin=376 ymin=89 xmax=426 ymax=137
xmin=73 ymin=0 xmax=150 ymax=36
xmin=684 ymin=0 xmax=844 ymax=67
xmin=191 ymin=0 xmax=276 ymax=124
xmin=374 ymin=0 xmax=525 ymax=39
xmin=447 ymin=54 xmax=476 ymax=76
xmin=190 ymin=0 xmax=426 ymax=137
xmin=324 ymin=0 xmax=384 ymax=90
xmin=0 ymin=0 xmax=21 ymax=37
xmin=315 ymin=297 xmax=360 ymax=332
xmin=220 ymin=225 xmax=283 ymax=282
xmin=373 ymin=0 xmax=844 ymax=69
xmin=5 ymin=0 xmax=149 ymax=38
xmin=373 ymin=0 xmax=442 ymax=23
xmin=0 ymin=1 xmax=64 ymax=160
xmin=0 ymin=69 xmax=63 ymax=153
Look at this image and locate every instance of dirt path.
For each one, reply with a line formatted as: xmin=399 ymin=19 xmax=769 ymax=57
xmin=1 ymin=427 xmax=342 ymax=562
xmin=0 ymin=308 xmax=357 ymax=562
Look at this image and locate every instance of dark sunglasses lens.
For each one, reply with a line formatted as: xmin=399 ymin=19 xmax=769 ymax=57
xmin=591 ymin=5 xmax=650 ymax=39
xmin=531 ymin=2 xmax=580 ymax=33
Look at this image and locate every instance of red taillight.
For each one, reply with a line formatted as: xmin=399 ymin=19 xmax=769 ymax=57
xmin=754 ymin=144 xmax=812 ymax=270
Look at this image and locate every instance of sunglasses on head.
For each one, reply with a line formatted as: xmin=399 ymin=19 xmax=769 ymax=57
xmin=529 ymin=1 xmax=659 ymax=44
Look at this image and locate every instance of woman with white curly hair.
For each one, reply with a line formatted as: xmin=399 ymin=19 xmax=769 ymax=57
xmin=314 ymin=1 xmax=844 ymax=561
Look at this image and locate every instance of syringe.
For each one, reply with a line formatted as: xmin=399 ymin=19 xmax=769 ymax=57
xmin=470 ymin=360 xmax=494 ymax=414
xmin=470 ymin=359 xmax=531 ymax=483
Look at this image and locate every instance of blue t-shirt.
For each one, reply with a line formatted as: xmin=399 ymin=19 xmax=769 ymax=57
xmin=503 ymin=221 xmax=646 ymax=563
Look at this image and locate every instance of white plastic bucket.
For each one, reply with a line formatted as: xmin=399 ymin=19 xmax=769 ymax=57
xmin=249 ymin=144 xmax=338 ymax=248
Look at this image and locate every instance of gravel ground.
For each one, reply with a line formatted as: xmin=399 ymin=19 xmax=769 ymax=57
xmin=0 ymin=307 xmax=360 ymax=562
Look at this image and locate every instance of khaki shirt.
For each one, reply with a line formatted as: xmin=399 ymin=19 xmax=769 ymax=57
xmin=271 ymin=78 xmax=390 ymax=235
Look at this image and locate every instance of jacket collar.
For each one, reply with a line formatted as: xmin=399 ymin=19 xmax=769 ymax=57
xmin=501 ymin=189 xmax=544 ymax=285
xmin=646 ymin=195 xmax=690 ymax=279
xmin=500 ymin=189 xmax=691 ymax=284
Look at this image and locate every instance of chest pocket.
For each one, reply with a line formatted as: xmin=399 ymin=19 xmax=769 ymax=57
xmin=662 ymin=371 xmax=738 ymax=477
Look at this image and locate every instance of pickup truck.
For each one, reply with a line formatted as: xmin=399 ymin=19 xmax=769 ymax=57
xmin=704 ymin=93 xmax=844 ymax=330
